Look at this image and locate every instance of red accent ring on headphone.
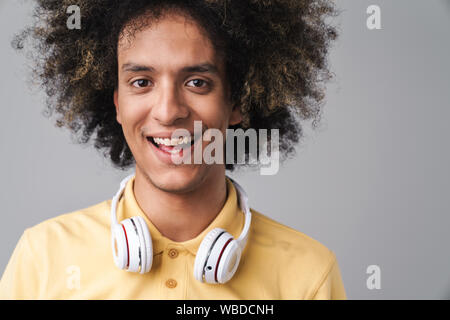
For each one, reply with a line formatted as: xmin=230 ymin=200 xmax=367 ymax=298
xmin=122 ymin=224 xmax=130 ymax=268
xmin=214 ymin=238 xmax=233 ymax=283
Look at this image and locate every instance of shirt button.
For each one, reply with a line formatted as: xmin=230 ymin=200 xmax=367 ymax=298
xmin=165 ymin=279 xmax=177 ymax=289
xmin=168 ymin=248 xmax=179 ymax=259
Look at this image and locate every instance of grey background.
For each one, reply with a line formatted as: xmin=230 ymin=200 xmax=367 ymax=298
xmin=1 ymin=0 xmax=449 ymax=299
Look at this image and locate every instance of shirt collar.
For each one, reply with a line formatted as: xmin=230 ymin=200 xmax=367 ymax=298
xmin=115 ymin=174 xmax=245 ymax=256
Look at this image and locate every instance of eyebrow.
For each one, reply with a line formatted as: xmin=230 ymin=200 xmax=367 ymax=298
xmin=122 ymin=64 xmax=155 ymax=73
xmin=121 ymin=62 xmax=219 ymax=76
xmin=181 ymin=63 xmax=219 ymax=75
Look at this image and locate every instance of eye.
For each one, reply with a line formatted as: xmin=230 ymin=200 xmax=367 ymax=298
xmin=186 ymin=79 xmax=208 ymax=88
xmin=132 ymin=79 xmax=151 ymax=88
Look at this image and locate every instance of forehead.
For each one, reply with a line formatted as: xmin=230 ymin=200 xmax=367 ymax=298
xmin=117 ymin=13 xmax=220 ymax=68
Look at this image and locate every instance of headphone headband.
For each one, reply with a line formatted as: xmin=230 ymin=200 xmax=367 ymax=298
xmin=110 ymin=173 xmax=135 ymax=226
xmin=226 ymin=177 xmax=252 ymax=249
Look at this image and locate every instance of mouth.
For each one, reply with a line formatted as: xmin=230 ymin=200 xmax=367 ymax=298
xmin=146 ymin=135 xmax=196 ymax=155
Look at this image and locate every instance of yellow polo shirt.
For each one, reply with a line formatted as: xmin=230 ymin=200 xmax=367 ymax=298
xmin=0 ymin=176 xmax=346 ymax=299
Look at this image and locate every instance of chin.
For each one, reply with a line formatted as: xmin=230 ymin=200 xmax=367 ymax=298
xmin=144 ymin=164 xmax=208 ymax=194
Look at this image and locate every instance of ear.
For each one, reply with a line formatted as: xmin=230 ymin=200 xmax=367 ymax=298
xmin=228 ymin=103 xmax=242 ymax=126
xmin=114 ymin=89 xmax=122 ymax=125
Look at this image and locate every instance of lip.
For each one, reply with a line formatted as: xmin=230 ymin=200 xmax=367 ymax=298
xmin=146 ymin=134 xmax=202 ymax=165
xmin=146 ymin=131 xmax=194 ymax=139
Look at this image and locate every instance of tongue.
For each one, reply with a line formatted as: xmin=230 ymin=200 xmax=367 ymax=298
xmin=159 ymin=144 xmax=185 ymax=157
xmin=159 ymin=145 xmax=174 ymax=153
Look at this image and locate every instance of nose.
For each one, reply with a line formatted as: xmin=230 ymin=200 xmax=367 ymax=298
xmin=151 ymin=79 xmax=189 ymax=125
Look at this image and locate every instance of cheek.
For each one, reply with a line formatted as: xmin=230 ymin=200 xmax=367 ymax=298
xmin=117 ymin=94 xmax=150 ymax=142
xmin=118 ymin=94 xmax=148 ymax=125
xmin=197 ymin=99 xmax=232 ymax=130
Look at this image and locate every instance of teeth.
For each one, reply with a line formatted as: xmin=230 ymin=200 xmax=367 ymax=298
xmin=152 ymin=136 xmax=191 ymax=146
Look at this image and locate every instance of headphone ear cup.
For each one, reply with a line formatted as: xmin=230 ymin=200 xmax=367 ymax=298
xmin=202 ymin=231 xmax=236 ymax=284
xmin=111 ymin=224 xmax=128 ymax=270
xmin=215 ymin=239 xmax=241 ymax=283
xmin=130 ymin=217 xmax=147 ymax=274
xmin=194 ymin=228 xmax=225 ymax=282
xmin=121 ymin=219 xmax=141 ymax=272
xmin=134 ymin=216 xmax=153 ymax=273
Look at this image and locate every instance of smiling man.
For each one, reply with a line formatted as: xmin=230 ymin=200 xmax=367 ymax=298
xmin=0 ymin=1 xmax=346 ymax=299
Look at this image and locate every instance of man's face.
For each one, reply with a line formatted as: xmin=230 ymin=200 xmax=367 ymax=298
xmin=114 ymin=12 xmax=241 ymax=193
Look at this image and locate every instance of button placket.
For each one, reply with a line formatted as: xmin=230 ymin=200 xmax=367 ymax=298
xmin=161 ymin=245 xmax=185 ymax=297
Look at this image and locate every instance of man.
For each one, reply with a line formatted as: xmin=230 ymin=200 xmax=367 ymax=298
xmin=0 ymin=0 xmax=346 ymax=299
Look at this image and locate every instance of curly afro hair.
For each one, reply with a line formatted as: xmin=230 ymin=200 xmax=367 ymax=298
xmin=14 ymin=0 xmax=339 ymax=171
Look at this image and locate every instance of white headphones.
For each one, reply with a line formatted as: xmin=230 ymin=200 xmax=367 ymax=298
xmin=110 ymin=173 xmax=252 ymax=284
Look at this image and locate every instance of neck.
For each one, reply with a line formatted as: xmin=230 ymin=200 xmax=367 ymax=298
xmin=133 ymin=167 xmax=228 ymax=242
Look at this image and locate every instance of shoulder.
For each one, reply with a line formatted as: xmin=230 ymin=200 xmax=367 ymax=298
xmin=0 ymin=200 xmax=112 ymax=299
xmin=249 ymin=208 xmax=335 ymax=263
xmin=24 ymin=199 xmax=111 ymax=247
xmin=247 ymin=208 xmax=340 ymax=298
